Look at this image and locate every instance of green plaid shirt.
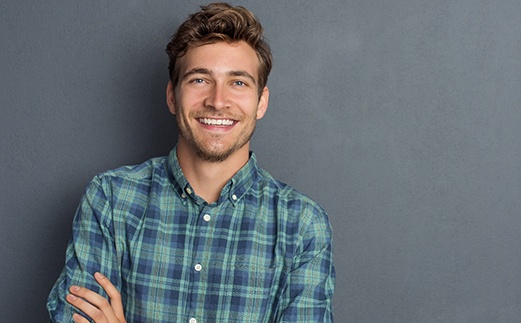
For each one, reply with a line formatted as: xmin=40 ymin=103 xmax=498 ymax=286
xmin=48 ymin=148 xmax=335 ymax=322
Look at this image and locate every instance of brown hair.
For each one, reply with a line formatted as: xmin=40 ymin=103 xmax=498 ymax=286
xmin=166 ymin=2 xmax=272 ymax=96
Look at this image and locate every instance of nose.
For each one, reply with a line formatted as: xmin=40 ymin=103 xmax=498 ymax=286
xmin=204 ymin=83 xmax=229 ymax=110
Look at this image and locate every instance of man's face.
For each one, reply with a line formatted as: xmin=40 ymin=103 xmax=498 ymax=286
xmin=167 ymin=41 xmax=269 ymax=163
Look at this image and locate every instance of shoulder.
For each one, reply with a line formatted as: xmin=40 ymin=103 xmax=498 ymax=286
xmin=77 ymin=156 xmax=169 ymax=224
xmin=257 ymin=167 xmax=325 ymax=208
xmin=256 ymin=167 xmax=331 ymax=230
xmin=86 ymin=156 xmax=169 ymax=195
xmin=98 ymin=156 xmax=168 ymax=181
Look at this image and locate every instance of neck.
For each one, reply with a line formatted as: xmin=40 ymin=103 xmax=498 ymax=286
xmin=176 ymin=141 xmax=250 ymax=203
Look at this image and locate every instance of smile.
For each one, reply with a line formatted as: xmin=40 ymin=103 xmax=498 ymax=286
xmin=198 ymin=118 xmax=235 ymax=126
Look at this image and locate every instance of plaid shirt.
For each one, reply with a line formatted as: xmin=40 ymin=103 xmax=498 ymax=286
xmin=48 ymin=148 xmax=335 ymax=322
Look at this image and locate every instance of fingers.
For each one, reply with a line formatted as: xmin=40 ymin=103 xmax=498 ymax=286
xmin=67 ymin=272 xmax=125 ymax=323
xmin=72 ymin=313 xmax=91 ymax=323
xmin=93 ymin=272 xmax=125 ymax=321
xmin=67 ymin=285 xmax=113 ymax=323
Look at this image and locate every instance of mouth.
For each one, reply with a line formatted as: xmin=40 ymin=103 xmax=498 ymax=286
xmin=198 ymin=117 xmax=236 ymax=127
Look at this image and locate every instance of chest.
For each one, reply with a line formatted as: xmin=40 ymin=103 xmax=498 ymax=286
xmin=114 ymin=198 xmax=295 ymax=322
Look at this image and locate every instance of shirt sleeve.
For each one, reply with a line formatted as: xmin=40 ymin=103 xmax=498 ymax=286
xmin=277 ymin=204 xmax=336 ymax=322
xmin=47 ymin=175 xmax=122 ymax=322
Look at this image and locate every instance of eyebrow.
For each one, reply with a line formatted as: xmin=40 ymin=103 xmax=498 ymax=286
xmin=182 ymin=68 xmax=257 ymax=85
xmin=228 ymin=71 xmax=257 ymax=85
xmin=181 ymin=68 xmax=212 ymax=80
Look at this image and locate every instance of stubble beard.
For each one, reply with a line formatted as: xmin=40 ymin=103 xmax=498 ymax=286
xmin=177 ymin=113 xmax=257 ymax=163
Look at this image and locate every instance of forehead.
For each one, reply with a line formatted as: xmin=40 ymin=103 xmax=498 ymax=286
xmin=178 ymin=41 xmax=260 ymax=80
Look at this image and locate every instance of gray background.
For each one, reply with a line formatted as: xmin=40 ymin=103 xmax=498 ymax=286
xmin=1 ymin=0 xmax=521 ymax=322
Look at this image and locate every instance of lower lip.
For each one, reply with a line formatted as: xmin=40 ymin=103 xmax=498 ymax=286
xmin=198 ymin=120 xmax=237 ymax=131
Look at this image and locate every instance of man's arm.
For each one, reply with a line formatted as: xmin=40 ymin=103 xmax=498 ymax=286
xmin=277 ymin=206 xmax=336 ymax=322
xmin=48 ymin=176 xmax=123 ymax=322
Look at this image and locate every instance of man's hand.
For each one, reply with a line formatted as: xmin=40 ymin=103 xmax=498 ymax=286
xmin=66 ymin=272 xmax=127 ymax=323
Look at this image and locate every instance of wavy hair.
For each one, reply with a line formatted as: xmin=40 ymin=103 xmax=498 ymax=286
xmin=166 ymin=2 xmax=272 ymax=96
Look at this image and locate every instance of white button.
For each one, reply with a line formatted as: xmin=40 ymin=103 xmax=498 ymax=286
xmin=203 ymin=214 xmax=211 ymax=222
xmin=232 ymin=194 xmax=237 ymax=200
xmin=189 ymin=318 xmax=197 ymax=323
xmin=186 ymin=187 xmax=192 ymax=194
xmin=194 ymin=264 xmax=202 ymax=271
xmin=181 ymin=193 xmax=187 ymax=199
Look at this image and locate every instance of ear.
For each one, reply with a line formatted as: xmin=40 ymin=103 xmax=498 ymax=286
xmin=256 ymin=86 xmax=269 ymax=120
xmin=166 ymin=81 xmax=176 ymax=115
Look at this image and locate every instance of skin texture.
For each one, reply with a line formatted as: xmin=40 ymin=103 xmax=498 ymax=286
xmin=168 ymin=40 xmax=269 ymax=203
xmin=66 ymin=273 xmax=126 ymax=323
xmin=169 ymin=41 xmax=268 ymax=164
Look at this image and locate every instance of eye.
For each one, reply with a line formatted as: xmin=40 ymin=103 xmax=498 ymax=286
xmin=233 ymin=80 xmax=247 ymax=87
xmin=191 ymin=78 xmax=205 ymax=84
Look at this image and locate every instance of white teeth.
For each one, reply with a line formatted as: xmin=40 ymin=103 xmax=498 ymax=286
xmin=199 ymin=118 xmax=234 ymax=126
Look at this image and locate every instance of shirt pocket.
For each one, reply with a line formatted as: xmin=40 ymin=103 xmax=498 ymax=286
xmin=232 ymin=260 xmax=277 ymax=291
xmin=219 ymin=261 xmax=278 ymax=323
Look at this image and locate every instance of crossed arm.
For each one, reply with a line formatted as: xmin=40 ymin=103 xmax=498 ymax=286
xmin=66 ymin=272 xmax=126 ymax=323
xmin=53 ymin=176 xmax=335 ymax=322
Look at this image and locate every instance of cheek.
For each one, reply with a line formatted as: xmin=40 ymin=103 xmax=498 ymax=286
xmin=234 ymin=94 xmax=261 ymax=115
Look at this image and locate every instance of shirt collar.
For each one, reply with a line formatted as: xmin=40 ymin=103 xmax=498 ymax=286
xmin=166 ymin=146 xmax=259 ymax=206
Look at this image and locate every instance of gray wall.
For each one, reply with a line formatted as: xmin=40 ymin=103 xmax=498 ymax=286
xmin=1 ymin=1 xmax=521 ymax=322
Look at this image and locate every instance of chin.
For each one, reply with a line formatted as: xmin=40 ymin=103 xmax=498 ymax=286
xmin=195 ymin=142 xmax=248 ymax=163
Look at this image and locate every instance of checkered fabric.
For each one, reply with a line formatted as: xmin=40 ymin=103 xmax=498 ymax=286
xmin=48 ymin=148 xmax=335 ymax=323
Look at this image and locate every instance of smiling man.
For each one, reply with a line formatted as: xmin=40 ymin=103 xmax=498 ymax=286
xmin=47 ymin=3 xmax=335 ymax=323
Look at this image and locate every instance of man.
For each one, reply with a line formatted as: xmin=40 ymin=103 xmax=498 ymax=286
xmin=48 ymin=3 xmax=335 ymax=322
